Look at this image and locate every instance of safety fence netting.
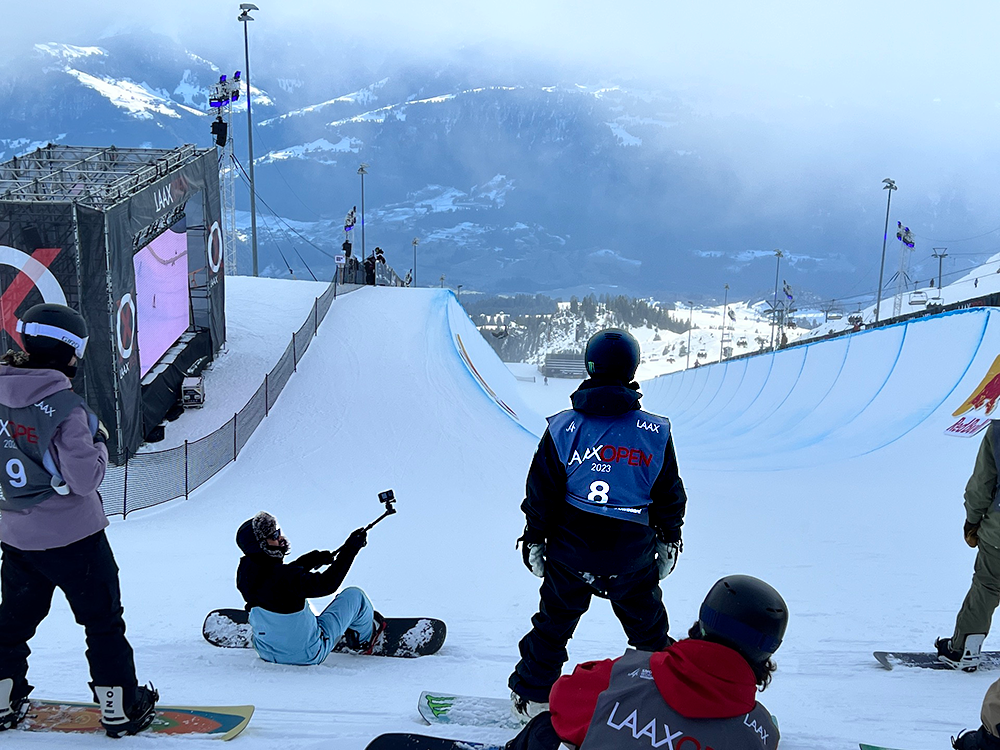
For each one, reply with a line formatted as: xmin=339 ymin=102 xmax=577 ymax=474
xmin=100 ymin=280 xmax=366 ymax=517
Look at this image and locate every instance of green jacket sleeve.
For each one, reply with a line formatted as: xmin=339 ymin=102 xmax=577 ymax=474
xmin=965 ymin=424 xmax=998 ymax=524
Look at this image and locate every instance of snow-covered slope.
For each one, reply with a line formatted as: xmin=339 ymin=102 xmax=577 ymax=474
xmin=13 ymin=281 xmax=997 ymax=749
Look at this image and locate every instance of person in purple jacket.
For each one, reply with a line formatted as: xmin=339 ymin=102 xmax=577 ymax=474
xmin=0 ymin=304 xmax=156 ymax=737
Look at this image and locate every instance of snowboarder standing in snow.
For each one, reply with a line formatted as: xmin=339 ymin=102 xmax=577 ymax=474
xmin=235 ymin=511 xmax=385 ymax=664
xmin=508 ymin=328 xmax=687 ymax=723
xmin=505 ymin=575 xmax=787 ymax=750
xmin=0 ymin=303 xmax=157 ymax=737
xmin=936 ymin=421 xmax=1000 ymax=670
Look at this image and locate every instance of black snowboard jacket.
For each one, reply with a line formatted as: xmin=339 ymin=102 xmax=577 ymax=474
xmin=235 ymin=522 xmax=363 ymax=614
xmin=521 ymin=379 xmax=687 ymax=575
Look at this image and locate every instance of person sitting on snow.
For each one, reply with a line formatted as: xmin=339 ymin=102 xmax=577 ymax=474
xmin=235 ymin=511 xmax=385 ymax=665
xmin=505 ymin=575 xmax=787 ymax=750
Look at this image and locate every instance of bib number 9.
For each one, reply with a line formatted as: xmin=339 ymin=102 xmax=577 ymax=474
xmin=588 ymin=480 xmax=610 ymax=504
xmin=6 ymin=458 xmax=26 ymax=488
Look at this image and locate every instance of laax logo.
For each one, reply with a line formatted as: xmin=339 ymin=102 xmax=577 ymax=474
xmin=34 ymin=401 xmax=55 ymax=418
xmin=636 ymin=419 xmax=661 ymax=433
xmin=0 ymin=246 xmax=67 ymax=350
xmin=568 ymin=445 xmax=654 ymax=468
xmin=208 ymin=221 xmax=223 ymax=275
xmin=153 ymin=185 xmax=173 ymax=213
xmin=116 ymin=293 xmax=136 ymax=380
xmin=743 ymin=714 xmax=770 ymax=745
xmin=947 ymin=353 xmax=1000 ymax=438
xmin=604 ymin=701 xmax=683 ymax=749
xmin=566 ymin=420 xmax=577 ymax=433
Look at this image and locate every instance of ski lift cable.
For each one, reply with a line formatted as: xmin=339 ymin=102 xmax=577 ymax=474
xmin=253 ymin=188 xmax=320 ymax=281
xmin=235 ymin=170 xmax=299 ymax=277
xmin=232 ymin=155 xmax=339 ymax=261
xmin=913 ymin=225 xmax=1000 ymax=243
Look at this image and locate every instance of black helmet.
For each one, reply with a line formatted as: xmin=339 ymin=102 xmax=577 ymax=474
xmin=585 ymin=328 xmax=640 ymax=382
xmin=698 ymin=575 xmax=788 ymax=665
xmin=17 ymin=303 xmax=89 ymax=366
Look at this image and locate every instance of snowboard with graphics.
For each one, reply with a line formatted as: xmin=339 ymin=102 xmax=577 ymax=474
xmin=873 ymin=650 xmax=1000 ymax=671
xmin=417 ymin=691 xmax=519 ymax=729
xmin=17 ymin=699 xmax=253 ymax=740
xmin=203 ymin=608 xmax=446 ymax=657
xmin=368 ymin=733 xmax=505 ymax=750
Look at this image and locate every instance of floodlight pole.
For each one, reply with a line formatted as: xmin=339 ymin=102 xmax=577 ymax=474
xmin=358 ymin=164 xmax=369 ymax=263
xmin=720 ymin=283 xmax=729 ymax=362
xmin=686 ymin=302 xmax=693 ymax=370
xmin=239 ymin=4 xmax=260 ymax=277
xmin=770 ymin=249 xmax=783 ymax=349
xmin=875 ymin=178 xmax=897 ymax=323
xmin=412 ymin=237 xmax=419 ymax=287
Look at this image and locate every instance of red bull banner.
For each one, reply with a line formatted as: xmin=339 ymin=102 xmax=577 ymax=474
xmin=947 ymin=354 xmax=1000 ymax=437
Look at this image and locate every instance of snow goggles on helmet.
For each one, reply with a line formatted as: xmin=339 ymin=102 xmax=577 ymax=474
xmin=16 ymin=320 xmax=89 ymax=359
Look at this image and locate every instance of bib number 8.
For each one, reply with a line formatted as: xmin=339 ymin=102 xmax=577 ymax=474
xmin=588 ymin=480 xmax=610 ymax=504
xmin=6 ymin=458 xmax=26 ymax=488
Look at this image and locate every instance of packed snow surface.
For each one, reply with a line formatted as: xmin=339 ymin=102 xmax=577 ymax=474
xmin=14 ymin=281 xmax=1000 ymax=749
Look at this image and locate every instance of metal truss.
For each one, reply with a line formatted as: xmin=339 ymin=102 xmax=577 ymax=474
xmin=0 ymin=144 xmax=204 ymax=208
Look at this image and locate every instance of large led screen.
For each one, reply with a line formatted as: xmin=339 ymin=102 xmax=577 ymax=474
xmin=134 ymin=221 xmax=190 ymax=378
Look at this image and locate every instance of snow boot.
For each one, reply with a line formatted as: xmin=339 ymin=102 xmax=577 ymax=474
xmin=937 ymin=634 xmax=986 ymax=672
xmin=510 ymin=690 xmax=549 ymax=725
xmin=0 ymin=678 xmax=31 ymax=731
xmin=953 ymin=726 xmax=1000 ymax=750
xmin=91 ymin=683 xmax=158 ymax=738
xmin=362 ymin=611 xmax=387 ymax=656
xmin=342 ymin=611 xmax=387 ymax=654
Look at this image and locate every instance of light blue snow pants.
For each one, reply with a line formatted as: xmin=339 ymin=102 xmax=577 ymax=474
xmin=315 ymin=586 xmax=375 ymax=661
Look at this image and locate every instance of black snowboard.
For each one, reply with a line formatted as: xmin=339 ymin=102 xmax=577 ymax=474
xmin=874 ymin=650 xmax=1000 ymax=671
xmin=203 ymin=608 xmax=446 ymax=658
xmin=367 ymin=733 xmax=504 ymax=750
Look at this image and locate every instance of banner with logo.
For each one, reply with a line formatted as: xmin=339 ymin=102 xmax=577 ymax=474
xmin=0 ymin=203 xmax=83 ymax=347
xmin=101 ymin=151 xmax=225 ymax=456
xmin=0 ymin=149 xmax=224 ymax=462
xmin=947 ymin=353 xmax=1000 ymax=438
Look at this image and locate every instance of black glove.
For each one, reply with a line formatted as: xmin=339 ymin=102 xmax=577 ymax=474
xmin=965 ymin=521 xmax=981 ymax=549
xmin=94 ymin=420 xmax=109 ymax=445
xmin=297 ymin=549 xmax=335 ymax=569
xmin=344 ymin=528 xmax=368 ymax=553
xmin=517 ymin=526 xmax=546 ymax=578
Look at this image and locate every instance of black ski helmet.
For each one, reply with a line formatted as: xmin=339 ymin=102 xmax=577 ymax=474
xmin=584 ymin=328 xmax=640 ymax=382
xmin=16 ymin=303 xmax=89 ymax=366
xmin=698 ymin=575 xmax=788 ymax=665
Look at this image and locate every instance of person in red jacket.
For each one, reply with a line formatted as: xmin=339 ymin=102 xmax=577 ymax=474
xmin=506 ymin=575 xmax=788 ymax=750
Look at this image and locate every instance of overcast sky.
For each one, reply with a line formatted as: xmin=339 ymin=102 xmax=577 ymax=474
xmin=11 ymin=1 xmax=1000 ymax=111
xmin=9 ymin=0 xmax=1000 ymax=280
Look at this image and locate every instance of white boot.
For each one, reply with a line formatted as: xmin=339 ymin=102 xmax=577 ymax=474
xmin=0 ymin=678 xmax=29 ymax=730
xmin=91 ymin=683 xmax=158 ymax=737
xmin=92 ymin=685 xmax=127 ymax=728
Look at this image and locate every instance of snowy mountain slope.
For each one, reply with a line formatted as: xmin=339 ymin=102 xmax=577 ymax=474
xmin=11 ymin=279 xmax=999 ymax=749
xmin=10 ymin=31 xmax=994 ymax=298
